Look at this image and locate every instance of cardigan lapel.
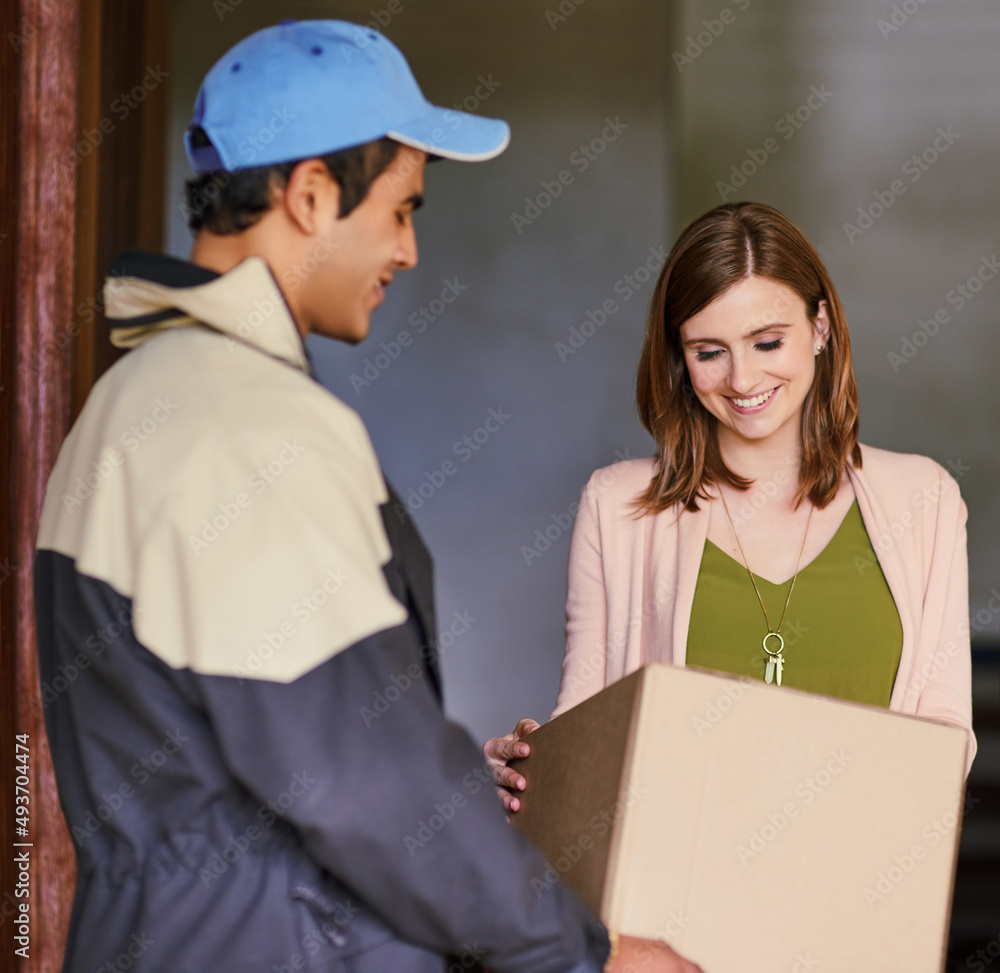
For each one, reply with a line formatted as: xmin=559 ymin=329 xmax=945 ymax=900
xmin=643 ymin=498 xmax=711 ymax=668
xmin=847 ymin=448 xmax=917 ymax=710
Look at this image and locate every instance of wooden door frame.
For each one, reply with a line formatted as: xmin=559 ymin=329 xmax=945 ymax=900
xmin=3 ymin=1 xmax=168 ymax=968
xmin=7 ymin=1 xmax=81 ymax=969
xmin=1 ymin=0 xmax=23 ymax=960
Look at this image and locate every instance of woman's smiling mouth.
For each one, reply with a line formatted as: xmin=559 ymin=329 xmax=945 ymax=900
xmin=727 ymin=387 xmax=777 ymax=412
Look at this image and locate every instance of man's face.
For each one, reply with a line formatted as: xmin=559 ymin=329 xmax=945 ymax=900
xmin=300 ymin=147 xmax=426 ymax=344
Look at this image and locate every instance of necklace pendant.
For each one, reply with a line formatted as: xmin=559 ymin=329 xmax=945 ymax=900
xmin=762 ymin=631 xmax=785 ymax=687
xmin=721 ymin=492 xmax=812 ymax=694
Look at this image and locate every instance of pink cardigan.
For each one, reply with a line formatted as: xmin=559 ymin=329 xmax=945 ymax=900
xmin=554 ymin=443 xmax=977 ymax=772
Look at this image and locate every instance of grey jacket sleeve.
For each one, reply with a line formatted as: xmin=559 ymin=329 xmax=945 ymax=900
xmin=194 ymin=622 xmax=610 ymax=973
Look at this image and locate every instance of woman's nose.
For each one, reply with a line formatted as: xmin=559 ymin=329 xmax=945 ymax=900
xmin=727 ymin=350 xmax=762 ymax=394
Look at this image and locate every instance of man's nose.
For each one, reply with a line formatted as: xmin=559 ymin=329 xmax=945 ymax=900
xmin=395 ymin=222 xmax=418 ymax=270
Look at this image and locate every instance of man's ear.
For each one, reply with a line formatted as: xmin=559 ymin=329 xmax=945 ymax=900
xmin=280 ymin=159 xmax=340 ymax=235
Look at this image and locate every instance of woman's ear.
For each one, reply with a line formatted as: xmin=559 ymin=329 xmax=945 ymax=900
xmin=814 ymin=299 xmax=831 ymax=350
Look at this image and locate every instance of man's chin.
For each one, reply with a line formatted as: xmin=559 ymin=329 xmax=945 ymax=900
xmin=311 ymin=317 xmax=371 ymax=345
xmin=340 ymin=329 xmax=368 ymax=347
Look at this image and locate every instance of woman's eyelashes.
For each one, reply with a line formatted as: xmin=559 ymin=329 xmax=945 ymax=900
xmin=692 ymin=337 xmax=784 ymax=362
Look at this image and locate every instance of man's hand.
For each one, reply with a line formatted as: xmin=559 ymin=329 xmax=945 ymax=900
xmin=608 ymin=935 xmax=706 ymax=973
xmin=482 ymin=718 xmax=540 ymax=813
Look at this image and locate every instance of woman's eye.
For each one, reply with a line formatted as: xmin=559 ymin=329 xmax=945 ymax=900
xmin=757 ymin=338 xmax=782 ymax=352
xmin=695 ymin=349 xmax=723 ymax=362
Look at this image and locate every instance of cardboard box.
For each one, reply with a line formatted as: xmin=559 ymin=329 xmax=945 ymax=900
xmin=511 ymin=664 xmax=968 ymax=973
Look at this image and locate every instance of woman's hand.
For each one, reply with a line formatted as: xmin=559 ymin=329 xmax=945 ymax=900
xmin=608 ymin=936 xmax=705 ymax=973
xmin=482 ymin=718 xmax=540 ymax=813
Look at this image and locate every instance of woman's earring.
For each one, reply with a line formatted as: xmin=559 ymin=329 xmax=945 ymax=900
xmin=816 ymin=343 xmax=824 ymax=353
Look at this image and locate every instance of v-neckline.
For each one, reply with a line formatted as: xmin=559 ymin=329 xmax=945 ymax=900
xmin=705 ymin=498 xmax=859 ymax=587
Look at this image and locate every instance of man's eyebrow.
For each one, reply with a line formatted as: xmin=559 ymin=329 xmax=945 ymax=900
xmin=405 ymin=193 xmax=424 ymax=211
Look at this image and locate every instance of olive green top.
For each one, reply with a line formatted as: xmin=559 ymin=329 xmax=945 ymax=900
xmin=686 ymin=500 xmax=903 ymax=707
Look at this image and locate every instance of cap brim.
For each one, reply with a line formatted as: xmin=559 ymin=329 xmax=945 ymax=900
xmin=388 ymin=106 xmax=510 ymax=162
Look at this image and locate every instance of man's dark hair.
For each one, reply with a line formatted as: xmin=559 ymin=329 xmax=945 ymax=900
xmin=184 ymin=130 xmax=401 ymax=235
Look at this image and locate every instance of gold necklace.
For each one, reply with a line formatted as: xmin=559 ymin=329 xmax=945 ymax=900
xmin=718 ymin=490 xmax=814 ymax=686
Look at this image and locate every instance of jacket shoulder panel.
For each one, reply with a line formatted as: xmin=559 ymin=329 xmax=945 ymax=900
xmin=38 ymin=327 xmax=406 ymax=683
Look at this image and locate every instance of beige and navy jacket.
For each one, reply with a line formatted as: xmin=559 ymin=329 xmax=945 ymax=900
xmin=35 ymin=250 xmax=608 ymax=973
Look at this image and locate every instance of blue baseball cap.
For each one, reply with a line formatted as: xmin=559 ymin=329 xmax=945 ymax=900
xmin=185 ymin=19 xmax=511 ymax=173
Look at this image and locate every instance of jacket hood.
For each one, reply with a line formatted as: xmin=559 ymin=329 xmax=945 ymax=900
xmin=104 ymin=249 xmax=310 ymax=373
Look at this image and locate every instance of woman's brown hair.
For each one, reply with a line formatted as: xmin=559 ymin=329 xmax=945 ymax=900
xmin=635 ymin=202 xmax=861 ymax=515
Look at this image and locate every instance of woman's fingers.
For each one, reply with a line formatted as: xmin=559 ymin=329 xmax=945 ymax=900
xmin=483 ymin=718 xmax=540 ymax=765
xmin=482 ymin=734 xmax=510 ymax=765
xmin=513 ymin=718 xmax=541 ymax=737
xmin=483 ymin=734 xmax=526 ymax=770
xmin=493 ymin=762 xmax=527 ymax=791
xmin=494 ymin=736 xmax=531 ymax=763
xmin=483 ymin=718 xmax=541 ymax=816
xmin=497 ymin=787 xmax=522 ymax=813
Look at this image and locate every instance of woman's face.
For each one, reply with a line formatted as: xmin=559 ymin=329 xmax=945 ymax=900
xmin=678 ymin=275 xmax=829 ymax=454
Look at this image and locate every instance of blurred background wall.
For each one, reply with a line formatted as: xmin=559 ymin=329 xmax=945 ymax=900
xmin=166 ymin=0 xmax=998 ymax=724
xmin=166 ymin=0 xmax=674 ymax=738
xmin=160 ymin=0 xmax=998 ymax=958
